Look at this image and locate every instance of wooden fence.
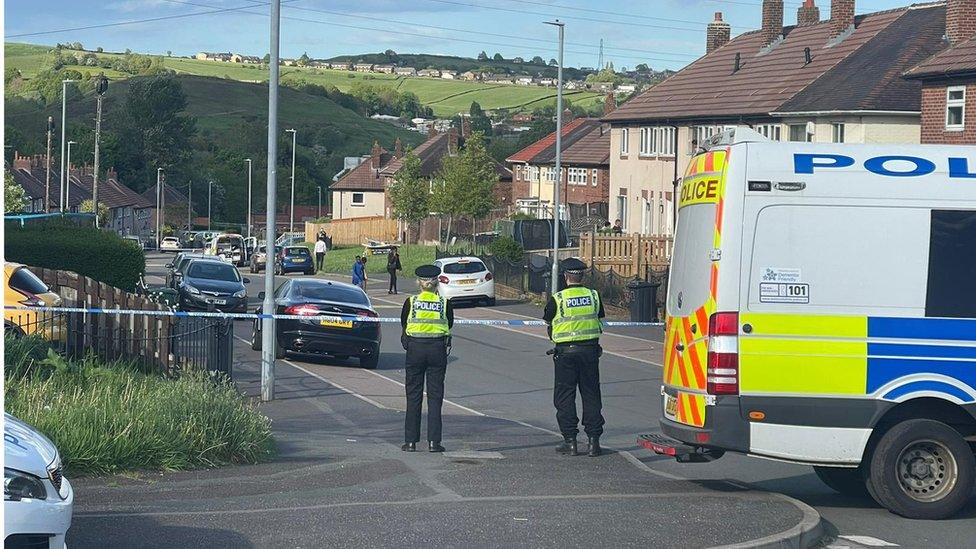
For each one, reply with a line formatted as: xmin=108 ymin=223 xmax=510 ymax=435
xmin=579 ymin=233 xmax=673 ymax=278
xmin=306 ymin=217 xmax=399 ymax=247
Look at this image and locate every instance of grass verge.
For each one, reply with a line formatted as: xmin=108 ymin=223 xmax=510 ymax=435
xmin=316 ymin=244 xmax=437 ymax=277
xmin=4 ymin=337 xmax=275 ymax=477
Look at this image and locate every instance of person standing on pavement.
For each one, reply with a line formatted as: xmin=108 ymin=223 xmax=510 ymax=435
xmin=543 ymin=258 xmax=606 ymax=457
xmin=314 ymin=237 xmax=327 ymax=272
xmin=387 ymin=247 xmax=402 ymax=294
xmin=400 ymin=265 xmax=454 ymax=453
xmin=352 ymin=255 xmax=366 ymax=289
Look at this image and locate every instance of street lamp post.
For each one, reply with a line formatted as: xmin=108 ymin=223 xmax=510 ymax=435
xmin=286 ymin=128 xmax=296 ymax=233
xmin=262 ymin=0 xmax=283 ymax=402
xmin=208 ymin=180 xmax=213 ymax=231
xmin=59 ymin=79 xmax=78 ymax=213
xmin=92 ymin=75 xmax=108 ymax=228
xmin=65 ymin=141 xmax=76 ymax=211
xmin=317 ymin=186 xmax=322 ymax=219
xmin=156 ymin=168 xmax=164 ymax=248
xmin=245 ymin=158 xmax=253 ymax=240
xmin=545 ymin=19 xmax=565 ymax=294
xmin=45 ymin=117 xmax=54 ymax=212
xmin=187 ymin=181 xmax=192 ymax=230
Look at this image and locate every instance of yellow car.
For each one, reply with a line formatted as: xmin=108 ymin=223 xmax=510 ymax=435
xmin=4 ymin=263 xmax=63 ymax=338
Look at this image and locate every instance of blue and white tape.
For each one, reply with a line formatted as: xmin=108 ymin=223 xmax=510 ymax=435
xmin=4 ymin=305 xmax=664 ymax=328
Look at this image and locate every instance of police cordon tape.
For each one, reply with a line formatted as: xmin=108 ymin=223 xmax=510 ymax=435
xmin=4 ymin=305 xmax=665 ymax=328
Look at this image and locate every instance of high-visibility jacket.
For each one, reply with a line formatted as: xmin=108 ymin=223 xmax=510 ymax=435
xmin=405 ymin=291 xmax=450 ymax=338
xmin=551 ymin=286 xmax=602 ymax=344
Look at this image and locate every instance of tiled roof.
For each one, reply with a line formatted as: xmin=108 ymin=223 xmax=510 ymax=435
xmin=69 ymin=171 xmax=151 ymax=209
xmin=905 ymin=35 xmax=976 ymax=79
xmin=603 ymin=4 xmax=947 ymax=123
xmin=506 ymin=118 xmax=588 ymax=163
xmin=506 ymin=119 xmax=610 ymax=166
xmin=8 ymin=163 xmax=149 ymax=210
xmin=382 ymin=133 xmax=450 ymax=178
xmin=140 ymin=183 xmax=189 ymax=206
xmin=329 ymin=149 xmax=393 ymax=191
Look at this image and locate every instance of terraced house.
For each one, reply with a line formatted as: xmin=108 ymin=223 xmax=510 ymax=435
xmin=603 ymin=0 xmax=965 ymax=235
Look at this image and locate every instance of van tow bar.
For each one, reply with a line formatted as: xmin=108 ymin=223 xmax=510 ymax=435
xmin=637 ymin=433 xmax=725 ymax=463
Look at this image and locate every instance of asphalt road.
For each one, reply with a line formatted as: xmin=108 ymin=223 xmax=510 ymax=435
xmin=68 ymin=252 xmax=975 ymax=548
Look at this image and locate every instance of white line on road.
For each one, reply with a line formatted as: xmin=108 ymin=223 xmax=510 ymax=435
xmin=837 ymin=536 xmax=900 ymax=547
xmin=485 ymin=307 xmax=665 ymax=344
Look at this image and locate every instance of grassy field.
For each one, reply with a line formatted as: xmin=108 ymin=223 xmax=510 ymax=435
xmin=315 ymin=244 xmax=437 ymax=277
xmin=6 ymin=43 xmax=603 ymax=117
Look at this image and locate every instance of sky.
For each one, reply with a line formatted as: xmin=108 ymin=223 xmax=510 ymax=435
xmin=5 ymin=0 xmax=917 ymax=71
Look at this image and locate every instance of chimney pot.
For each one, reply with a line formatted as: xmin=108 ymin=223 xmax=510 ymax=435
xmin=707 ymin=11 xmax=732 ymax=53
xmin=603 ymin=91 xmax=617 ymax=116
xmin=760 ymin=0 xmax=785 ymax=49
xmin=829 ymin=0 xmax=855 ymax=41
xmin=797 ymin=0 xmax=821 ymax=27
xmin=947 ymin=0 xmax=976 ymax=45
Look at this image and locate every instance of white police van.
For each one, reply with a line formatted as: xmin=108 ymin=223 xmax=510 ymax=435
xmin=641 ymin=128 xmax=976 ymax=519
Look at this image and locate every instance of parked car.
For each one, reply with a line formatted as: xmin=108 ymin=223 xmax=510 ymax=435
xmin=434 ymin=256 xmax=495 ymax=306
xmin=122 ymin=235 xmax=143 ymax=249
xmin=274 ymin=246 xmax=314 ymax=275
xmin=165 ymin=252 xmax=205 ymax=288
xmin=4 ymin=413 xmax=74 ymax=549
xmin=176 ymin=259 xmax=250 ymax=312
xmin=249 ymin=245 xmax=278 ymax=273
xmin=251 ymin=278 xmax=380 ymax=368
xmin=160 ymin=236 xmax=181 ymax=253
xmin=4 ymin=263 xmax=63 ymax=338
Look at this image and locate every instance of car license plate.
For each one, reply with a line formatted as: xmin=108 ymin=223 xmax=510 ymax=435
xmin=293 ymin=258 xmax=306 ymax=262
xmin=665 ymin=395 xmax=678 ymax=418
xmin=320 ymin=319 xmax=353 ymax=329
xmin=207 ymin=298 xmax=227 ymax=305
xmin=457 ymin=279 xmax=476 ymax=285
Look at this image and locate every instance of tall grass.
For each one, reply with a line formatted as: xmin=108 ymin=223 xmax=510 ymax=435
xmin=4 ymin=337 xmax=275 ymax=476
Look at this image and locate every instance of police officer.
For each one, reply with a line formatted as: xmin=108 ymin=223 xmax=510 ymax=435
xmin=543 ymin=258 xmax=606 ymax=457
xmin=400 ymin=265 xmax=454 ymax=453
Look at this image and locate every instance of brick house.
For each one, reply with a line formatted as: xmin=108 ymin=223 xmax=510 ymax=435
xmin=330 ymin=142 xmax=397 ymax=220
xmin=904 ymin=1 xmax=976 ymax=144
xmin=507 ymin=117 xmax=611 ymax=223
xmin=603 ymin=0 xmax=953 ymax=236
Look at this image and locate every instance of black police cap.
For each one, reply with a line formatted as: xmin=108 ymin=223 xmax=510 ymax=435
xmin=560 ymin=258 xmax=588 ymax=273
xmin=415 ymin=265 xmax=441 ymax=279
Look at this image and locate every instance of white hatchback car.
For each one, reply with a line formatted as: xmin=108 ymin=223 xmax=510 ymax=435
xmin=160 ymin=236 xmax=181 ymax=253
xmin=4 ymin=413 xmax=74 ymax=548
xmin=434 ymin=257 xmax=495 ymax=306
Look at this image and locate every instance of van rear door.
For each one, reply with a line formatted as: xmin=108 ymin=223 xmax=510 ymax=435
xmin=663 ymin=149 xmax=729 ymax=428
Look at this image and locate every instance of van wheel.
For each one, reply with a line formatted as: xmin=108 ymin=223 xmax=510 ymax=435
xmin=866 ymin=419 xmax=975 ymax=520
xmin=813 ymin=466 xmax=870 ymax=498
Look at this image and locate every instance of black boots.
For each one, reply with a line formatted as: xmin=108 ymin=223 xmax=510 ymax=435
xmin=401 ymin=442 xmax=416 ymax=452
xmin=428 ymin=441 xmax=445 ymax=453
xmin=556 ymin=437 xmax=579 ymax=456
xmin=587 ymin=437 xmax=602 ymax=457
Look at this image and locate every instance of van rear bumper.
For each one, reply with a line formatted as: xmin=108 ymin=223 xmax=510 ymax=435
xmin=660 ymin=395 xmax=750 ymax=453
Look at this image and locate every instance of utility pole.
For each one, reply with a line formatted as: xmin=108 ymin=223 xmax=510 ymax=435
xmin=545 ymin=19 xmax=565 ymax=295
xmin=65 ymin=141 xmax=76 ymax=212
xmin=245 ymin=158 xmax=253 ymax=241
xmin=262 ymin=0 xmax=282 ymax=402
xmin=317 ymin=186 xmax=321 ymax=219
xmin=92 ymin=75 xmax=108 ymax=228
xmin=59 ymin=79 xmax=78 ymax=213
xmin=45 ymin=117 xmax=53 ymax=212
xmin=286 ymin=128 xmax=296 ymax=233
xmin=598 ymin=38 xmax=604 ymax=70
xmin=156 ymin=168 xmax=164 ymax=248
xmin=187 ymin=181 xmax=192 ymax=230
xmin=208 ymin=180 xmax=213 ymax=231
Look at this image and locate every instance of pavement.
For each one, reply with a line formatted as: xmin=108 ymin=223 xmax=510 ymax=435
xmin=65 ymin=253 xmax=975 ymax=548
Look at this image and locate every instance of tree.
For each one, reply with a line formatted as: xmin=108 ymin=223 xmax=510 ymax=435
xmin=469 ymin=101 xmax=492 ymax=136
xmin=531 ymin=56 xmax=545 ymax=65
xmin=79 ymin=199 xmax=110 ymax=225
xmin=387 ymin=152 xmax=429 ymax=243
xmin=477 ymin=51 xmax=489 ymax=61
xmin=433 ymin=133 xmax=498 ymax=243
xmin=4 ymin=171 xmax=29 ymax=213
xmin=549 ymin=58 xmax=558 ymax=66
xmin=297 ymin=52 xmax=311 ymax=67
xmin=166 ymin=50 xmax=172 ymax=57
xmin=492 ymin=53 xmax=504 ymax=61
xmin=635 ymin=63 xmax=650 ymax=72
xmin=263 ymin=53 xmax=271 ymax=63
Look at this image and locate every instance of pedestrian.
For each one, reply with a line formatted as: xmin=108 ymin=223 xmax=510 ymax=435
xmin=400 ymin=265 xmax=453 ymax=453
xmin=387 ymin=247 xmax=402 ymax=294
xmin=314 ymin=237 xmax=327 ymax=271
xmin=611 ymin=219 xmax=623 ymax=235
xmin=543 ymin=258 xmax=606 ymax=457
xmin=352 ymin=255 xmax=366 ymax=289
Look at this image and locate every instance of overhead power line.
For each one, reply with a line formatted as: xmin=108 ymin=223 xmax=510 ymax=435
xmin=494 ymin=0 xmax=750 ymax=29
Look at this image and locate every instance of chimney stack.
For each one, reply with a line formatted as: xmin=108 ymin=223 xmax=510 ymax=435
xmin=830 ymin=0 xmax=855 ymax=41
xmin=947 ymin=0 xmax=976 ymax=45
xmin=447 ymin=127 xmax=459 ymax=155
xmin=393 ymin=137 xmax=404 ymax=158
xmin=797 ymin=0 xmax=820 ymax=27
xmin=12 ymin=151 xmax=30 ymax=170
xmin=461 ymin=116 xmax=472 ymax=139
xmin=760 ymin=0 xmax=784 ymax=48
xmin=707 ymin=12 xmax=732 ymax=53
xmin=370 ymin=140 xmax=383 ymax=168
xmin=603 ymin=91 xmax=616 ymax=116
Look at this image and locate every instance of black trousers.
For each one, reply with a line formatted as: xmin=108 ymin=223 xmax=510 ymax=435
xmin=315 ymin=252 xmax=325 ymax=270
xmin=404 ymin=338 xmax=448 ymax=443
xmin=553 ymin=345 xmax=605 ymax=438
xmin=388 ymin=269 xmax=398 ymax=293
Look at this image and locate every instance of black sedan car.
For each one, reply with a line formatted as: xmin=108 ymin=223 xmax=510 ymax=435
xmin=176 ymin=259 xmax=250 ymax=312
xmin=251 ymin=278 xmax=380 ymax=368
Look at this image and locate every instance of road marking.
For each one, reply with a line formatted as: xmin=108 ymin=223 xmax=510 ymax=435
xmin=442 ymin=450 xmax=505 ymax=459
xmin=837 ymin=536 xmax=899 ymax=547
xmin=486 ymin=308 xmax=665 ymax=344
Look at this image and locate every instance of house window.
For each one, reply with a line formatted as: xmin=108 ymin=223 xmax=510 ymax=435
xmin=755 ymin=124 xmax=782 ymax=141
xmin=641 ymin=197 xmax=654 ymax=235
xmin=788 ymin=124 xmax=810 ymax=142
xmin=514 ymin=165 xmax=522 ymax=181
xmin=831 ymin=123 xmax=845 ymax=143
xmin=351 ymin=192 xmax=365 ymax=206
xmin=640 ymin=127 xmax=676 ymax=156
xmin=620 ymin=128 xmax=629 ymax=155
xmin=946 ymin=86 xmax=966 ymax=131
xmin=616 ymin=195 xmax=627 ymax=228
xmin=592 ymin=168 xmax=599 ymax=186
xmin=639 ymin=127 xmax=652 ymax=155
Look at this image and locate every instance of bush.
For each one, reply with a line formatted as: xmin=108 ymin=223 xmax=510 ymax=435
xmin=489 ymin=236 xmax=524 ymax=262
xmin=5 ymin=224 xmax=145 ymax=290
xmin=4 ymin=336 xmax=275 ymax=476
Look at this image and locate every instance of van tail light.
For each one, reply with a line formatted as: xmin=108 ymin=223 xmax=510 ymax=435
xmin=484 ymin=272 xmax=493 ymax=281
xmin=284 ymin=304 xmax=321 ymax=316
xmin=438 ymin=275 xmax=450 ymax=284
xmin=706 ymin=312 xmax=739 ymax=396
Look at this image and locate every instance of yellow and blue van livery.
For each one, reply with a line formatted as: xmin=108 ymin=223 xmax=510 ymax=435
xmin=646 ymin=128 xmax=976 ymax=521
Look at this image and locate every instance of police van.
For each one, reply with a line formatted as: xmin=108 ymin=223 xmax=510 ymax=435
xmin=640 ymin=128 xmax=976 ymax=519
